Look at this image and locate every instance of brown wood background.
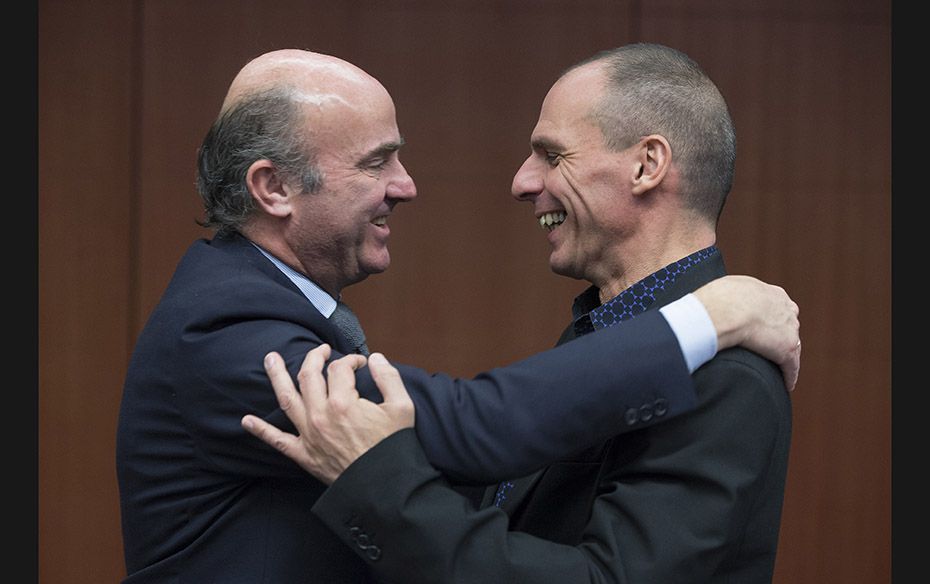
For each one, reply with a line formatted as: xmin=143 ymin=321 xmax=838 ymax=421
xmin=38 ymin=1 xmax=891 ymax=582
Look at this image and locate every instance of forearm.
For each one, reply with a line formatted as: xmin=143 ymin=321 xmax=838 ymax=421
xmin=312 ymin=429 xmax=610 ymax=584
xmin=372 ymin=310 xmax=696 ymax=483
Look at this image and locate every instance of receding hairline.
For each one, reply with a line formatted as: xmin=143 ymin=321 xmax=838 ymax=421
xmin=220 ymin=49 xmax=379 ymax=114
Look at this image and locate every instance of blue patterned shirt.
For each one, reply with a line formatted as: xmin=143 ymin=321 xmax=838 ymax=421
xmin=571 ymin=246 xmax=719 ymax=337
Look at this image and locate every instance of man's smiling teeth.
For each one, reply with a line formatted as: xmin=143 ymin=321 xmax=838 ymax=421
xmin=538 ymin=211 xmax=566 ymax=231
xmin=372 ymin=216 xmax=388 ymax=226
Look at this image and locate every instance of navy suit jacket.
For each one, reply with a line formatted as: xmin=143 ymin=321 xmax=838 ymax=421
xmin=116 ymin=232 xmax=698 ymax=583
xmin=310 ymin=250 xmax=792 ymax=583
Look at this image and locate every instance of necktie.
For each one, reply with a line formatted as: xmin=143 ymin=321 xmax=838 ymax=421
xmin=330 ymin=301 xmax=370 ymax=356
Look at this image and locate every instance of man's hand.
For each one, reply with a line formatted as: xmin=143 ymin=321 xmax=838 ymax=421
xmin=694 ymin=275 xmax=801 ymax=391
xmin=241 ymin=344 xmax=415 ymax=484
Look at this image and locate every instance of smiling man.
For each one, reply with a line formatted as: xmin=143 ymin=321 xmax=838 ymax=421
xmin=116 ymin=48 xmax=800 ymax=583
xmin=243 ymin=44 xmax=796 ymax=584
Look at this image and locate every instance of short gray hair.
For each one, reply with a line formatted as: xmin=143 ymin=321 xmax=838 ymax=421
xmin=195 ymin=87 xmax=324 ymax=235
xmin=567 ymin=43 xmax=736 ymax=223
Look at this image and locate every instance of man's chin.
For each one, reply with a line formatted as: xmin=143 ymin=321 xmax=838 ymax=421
xmin=549 ymin=258 xmax=583 ymax=280
xmin=361 ymin=256 xmax=391 ymax=278
xmin=343 ymin=262 xmax=388 ymax=289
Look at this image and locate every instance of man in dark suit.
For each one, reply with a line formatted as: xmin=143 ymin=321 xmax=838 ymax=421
xmin=117 ymin=48 xmax=800 ymax=582
xmin=245 ymin=44 xmax=796 ymax=583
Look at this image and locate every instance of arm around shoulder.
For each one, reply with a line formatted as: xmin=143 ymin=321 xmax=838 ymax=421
xmin=379 ymin=309 xmax=698 ymax=483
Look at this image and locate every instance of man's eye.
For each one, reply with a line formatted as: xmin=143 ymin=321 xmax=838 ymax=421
xmin=545 ymin=152 xmax=560 ymax=166
xmin=369 ymin=159 xmax=388 ymax=170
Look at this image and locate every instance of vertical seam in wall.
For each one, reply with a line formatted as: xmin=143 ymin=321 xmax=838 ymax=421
xmin=127 ymin=0 xmax=144 ymax=358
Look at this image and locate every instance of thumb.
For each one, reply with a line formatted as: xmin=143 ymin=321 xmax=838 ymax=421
xmin=367 ymin=352 xmax=411 ymax=406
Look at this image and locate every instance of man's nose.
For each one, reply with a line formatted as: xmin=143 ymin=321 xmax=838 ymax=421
xmin=387 ymin=161 xmax=417 ymax=201
xmin=511 ymin=156 xmax=543 ymax=202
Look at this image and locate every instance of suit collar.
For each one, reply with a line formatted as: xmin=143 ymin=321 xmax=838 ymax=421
xmin=210 ymin=232 xmax=368 ymax=357
xmin=211 ymin=232 xmax=307 ymax=299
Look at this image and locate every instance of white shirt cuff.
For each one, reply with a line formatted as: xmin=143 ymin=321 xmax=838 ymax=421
xmin=659 ymin=293 xmax=718 ymax=373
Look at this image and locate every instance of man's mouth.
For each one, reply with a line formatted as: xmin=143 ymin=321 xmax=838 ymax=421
xmin=372 ymin=215 xmax=388 ymax=227
xmin=538 ymin=211 xmax=566 ymax=232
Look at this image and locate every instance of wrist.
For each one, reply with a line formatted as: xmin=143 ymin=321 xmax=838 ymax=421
xmin=693 ymin=283 xmax=743 ymax=351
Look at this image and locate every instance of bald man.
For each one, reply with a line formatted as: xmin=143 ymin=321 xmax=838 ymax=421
xmin=115 ymin=49 xmax=799 ymax=583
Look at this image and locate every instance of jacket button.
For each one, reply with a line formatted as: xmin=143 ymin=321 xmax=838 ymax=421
xmin=367 ymin=545 xmax=382 ymax=561
xmin=639 ymin=403 xmax=654 ymax=422
xmin=625 ymin=407 xmax=639 ymax=425
xmin=356 ymin=533 xmax=371 ymax=548
xmin=654 ymin=398 xmax=669 ymax=417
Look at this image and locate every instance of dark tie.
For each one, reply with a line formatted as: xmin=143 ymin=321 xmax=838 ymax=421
xmin=330 ymin=301 xmax=370 ymax=356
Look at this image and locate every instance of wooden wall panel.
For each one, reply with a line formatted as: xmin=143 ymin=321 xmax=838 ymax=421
xmin=38 ymin=1 xmax=891 ymax=582
xmin=38 ymin=1 xmax=136 ymax=582
xmin=639 ymin=3 xmax=892 ymax=583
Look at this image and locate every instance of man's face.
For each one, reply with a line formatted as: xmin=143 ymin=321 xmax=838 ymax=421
xmin=289 ymin=82 xmax=417 ymax=293
xmin=511 ymin=65 xmax=638 ymax=286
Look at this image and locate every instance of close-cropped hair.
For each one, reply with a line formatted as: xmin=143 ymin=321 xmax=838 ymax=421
xmin=195 ymin=87 xmax=324 ymax=235
xmin=568 ymin=43 xmax=737 ymax=223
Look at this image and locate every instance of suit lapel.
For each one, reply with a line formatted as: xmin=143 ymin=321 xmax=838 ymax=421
xmin=212 ymin=232 xmax=356 ymax=356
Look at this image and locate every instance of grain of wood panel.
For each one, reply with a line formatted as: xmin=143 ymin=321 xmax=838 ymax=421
xmin=38 ymin=1 xmax=136 ymax=582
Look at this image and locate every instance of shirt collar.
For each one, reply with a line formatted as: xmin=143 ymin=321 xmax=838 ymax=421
xmin=572 ymin=245 xmax=718 ymax=336
xmin=251 ymin=243 xmax=338 ymax=318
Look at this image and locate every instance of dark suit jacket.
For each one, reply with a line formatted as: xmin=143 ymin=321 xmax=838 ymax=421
xmin=116 ymin=232 xmax=700 ymax=583
xmin=312 ymin=250 xmax=792 ymax=584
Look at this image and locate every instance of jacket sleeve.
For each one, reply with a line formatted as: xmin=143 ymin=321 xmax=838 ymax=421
xmin=174 ymin=260 xmax=695 ymax=483
xmin=181 ymin=304 xmax=696 ymax=484
xmin=573 ymin=351 xmax=792 ymax=583
xmin=365 ymin=309 xmax=697 ymax=483
xmin=311 ymin=429 xmax=597 ymax=584
xmin=311 ymin=350 xmax=791 ymax=584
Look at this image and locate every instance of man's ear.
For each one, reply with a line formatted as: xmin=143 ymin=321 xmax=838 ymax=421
xmin=630 ymin=135 xmax=672 ymax=196
xmin=247 ymin=159 xmax=293 ymax=218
